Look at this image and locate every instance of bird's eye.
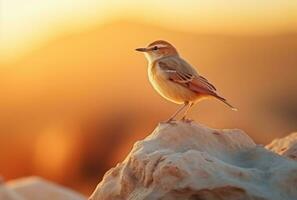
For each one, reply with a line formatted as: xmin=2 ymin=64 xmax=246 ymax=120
xmin=153 ymin=46 xmax=158 ymax=50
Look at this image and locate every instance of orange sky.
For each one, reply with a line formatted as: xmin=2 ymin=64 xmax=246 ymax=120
xmin=0 ymin=2 xmax=297 ymax=194
xmin=1 ymin=0 xmax=297 ymax=62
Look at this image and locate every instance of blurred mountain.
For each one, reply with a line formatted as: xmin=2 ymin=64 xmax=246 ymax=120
xmin=0 ymin=21 xmax=296 ymax=195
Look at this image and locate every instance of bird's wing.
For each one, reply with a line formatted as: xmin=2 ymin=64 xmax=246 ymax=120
xmin=158 ymin=59 xmax=217 ymax=95
xmin=158 ymin=58 xmax=237 ymax=110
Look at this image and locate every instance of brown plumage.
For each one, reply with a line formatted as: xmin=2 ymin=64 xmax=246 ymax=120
xmin=136 ymin=40 xmax=237 ymax=122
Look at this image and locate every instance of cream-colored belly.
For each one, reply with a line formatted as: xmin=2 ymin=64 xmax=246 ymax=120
xmin=148 ymin=65 xmax=201 ymax=104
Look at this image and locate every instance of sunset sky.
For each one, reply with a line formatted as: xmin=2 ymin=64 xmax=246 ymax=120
xmin=1 ymin=0 xmax=297 ymax=61
xmin=1 ymin=1 xmax=297 ymax=195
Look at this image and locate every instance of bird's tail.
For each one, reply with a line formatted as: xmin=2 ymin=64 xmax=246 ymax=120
xmin=213 ymin=94 xmax=238 ymax=111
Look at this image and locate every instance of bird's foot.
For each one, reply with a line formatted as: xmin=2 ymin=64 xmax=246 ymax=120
xmin=181 ymin=117 xmax=194 ymax=123
xmin=161 ymin=118 xmax=177 ymax=125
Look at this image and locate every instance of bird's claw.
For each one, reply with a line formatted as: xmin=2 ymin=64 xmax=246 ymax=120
xmin=162 ymin=118 xmax=177 ymax=125
xmin=181 ymin=117 xmax=194 ymax=123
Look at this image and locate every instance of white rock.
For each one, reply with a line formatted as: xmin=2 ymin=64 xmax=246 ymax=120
xmin=266 ymin=132 xmax=297 ymax=161
xmin=2 ymin=177 xmax=86 ymax=200
xmin=0 ymin=184 xmax=24 ymax=200
xmin=89 ymin=121 xmax=297 ymax=200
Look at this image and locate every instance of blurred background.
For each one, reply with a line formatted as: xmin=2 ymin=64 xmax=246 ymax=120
xmin=1 ymin=0 xmax=297 ymax=195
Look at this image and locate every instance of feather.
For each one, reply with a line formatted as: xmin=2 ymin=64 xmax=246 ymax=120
xmin=158 ymin=59 xmax=216 ymax=94
xmin=157 ymin=57 xmax=236 ymax=110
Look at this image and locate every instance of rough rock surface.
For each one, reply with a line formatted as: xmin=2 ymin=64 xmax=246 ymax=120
xmin=89 ymin=121 xmax=297 ymax=200
xmin=0 ymin=177 xmax=86 ymax=200
xmin=266 ymin=132 xmax=297 ymax=161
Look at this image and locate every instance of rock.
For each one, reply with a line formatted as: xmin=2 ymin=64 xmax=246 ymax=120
xmin=0 ymin=177 xmax=86 ymax=200
xmin=0 ymin=184 xmax=24 ymax=200
xmin=89 ymin=121 xmax=297 ymax=200
xmin=266 ymin=132 xmax=297 ymax=161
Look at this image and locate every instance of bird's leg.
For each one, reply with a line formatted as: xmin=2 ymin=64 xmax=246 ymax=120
xmin=181 ymin=102 xmax=194 ymax=123
xmin=165 ymin=102 xmax=189 ymax=123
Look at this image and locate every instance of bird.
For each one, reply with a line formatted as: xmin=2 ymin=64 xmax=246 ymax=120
xmin=135 ymin=40 xmax=237 ymax=123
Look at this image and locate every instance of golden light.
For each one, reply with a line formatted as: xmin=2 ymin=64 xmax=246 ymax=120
xmin=0 ymin=0 xmax=296 ymax=196
xmin=33 ymin=125 xmax=79 ymax=178
xmin=1 ymin=0 xmax=296 ymax=62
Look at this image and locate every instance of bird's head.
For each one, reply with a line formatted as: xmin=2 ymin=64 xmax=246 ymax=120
xmin=135 ymin=40 xmax=178 ymax=62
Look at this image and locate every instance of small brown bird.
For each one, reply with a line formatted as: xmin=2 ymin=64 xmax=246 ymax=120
xmin=136 ymin=40 xmax=237 ymax=122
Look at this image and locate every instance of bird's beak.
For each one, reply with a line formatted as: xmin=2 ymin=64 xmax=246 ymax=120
xmin=135 ymin=47 xmax=149 ymax=52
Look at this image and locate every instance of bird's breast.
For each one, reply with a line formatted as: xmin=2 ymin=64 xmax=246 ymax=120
xmin=148 ymin=62 xmax=199 ymax=104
